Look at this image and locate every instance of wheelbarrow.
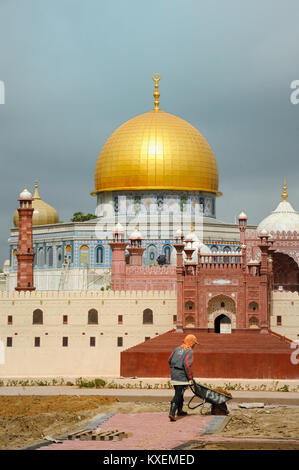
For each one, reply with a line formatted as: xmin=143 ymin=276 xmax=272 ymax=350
xmin=188 ymin=381 xmax=232 ymax=415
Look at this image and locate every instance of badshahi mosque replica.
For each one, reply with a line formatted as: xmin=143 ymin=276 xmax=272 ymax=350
xmin=0 ymin=75 xmax=298 ymax=380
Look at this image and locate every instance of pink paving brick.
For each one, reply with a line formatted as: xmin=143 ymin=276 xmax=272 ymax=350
xmin=39 ymin=412 xmax=214 ymax=450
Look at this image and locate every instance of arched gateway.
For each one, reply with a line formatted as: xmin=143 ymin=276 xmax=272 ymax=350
xmin=207 ymin=295 xmax=236 ymax=333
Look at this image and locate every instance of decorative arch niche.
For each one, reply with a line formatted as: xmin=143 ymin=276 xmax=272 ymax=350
xmin=207 ymin=295 xmax=236 ymax=329
xmin=272 ymin=252 xmax=299 ymax=292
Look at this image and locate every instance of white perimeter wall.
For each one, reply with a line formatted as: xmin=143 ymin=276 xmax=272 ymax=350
xmin=0 ymin=290 xmax=176 ymax=377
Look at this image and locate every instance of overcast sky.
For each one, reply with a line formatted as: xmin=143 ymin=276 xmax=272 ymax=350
xmin=0 ymin=0 xmax=299 ymax=265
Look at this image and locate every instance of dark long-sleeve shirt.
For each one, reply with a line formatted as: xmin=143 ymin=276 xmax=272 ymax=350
xmin=168 ymin=346 xmax=194 ymax=384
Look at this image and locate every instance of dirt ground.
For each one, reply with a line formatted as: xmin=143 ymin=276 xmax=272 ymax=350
xmin=0 ymin=396 xmax=298 ymax=450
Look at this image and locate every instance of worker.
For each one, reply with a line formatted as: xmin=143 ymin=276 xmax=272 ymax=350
xmin=168 ymin=334 xmax=199 ymax=421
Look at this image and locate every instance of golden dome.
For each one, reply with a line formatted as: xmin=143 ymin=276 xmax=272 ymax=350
xmin=92 ymin=75 xmax=219 ymax=195
xmin=13 ymin=181 xmax=59 ymax=227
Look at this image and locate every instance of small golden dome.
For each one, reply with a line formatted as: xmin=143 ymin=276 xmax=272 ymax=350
xmin=92 ymin=75 xmax=219 ymax=195
xmin=13 ymin=181 xmax=59 ymax=227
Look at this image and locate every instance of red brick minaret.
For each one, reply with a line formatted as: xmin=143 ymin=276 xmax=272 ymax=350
xmin=173 ymin=229 xmax=185 ymax=332
xmin=109 ymin=223 xmax=127 ymax=290
xmin=238 ymin=209 xmax=248 ymax=246
xmin=15 ymin=186 xmax=35 ymax=291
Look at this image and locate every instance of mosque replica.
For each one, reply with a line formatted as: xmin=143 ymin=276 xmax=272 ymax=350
xmin=0 ymin=75 xmax=298 ymax=380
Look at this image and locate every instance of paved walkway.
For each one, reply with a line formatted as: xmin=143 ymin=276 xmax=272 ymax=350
xmin=36 ymin=411 xmax=299 ymax=451
xmin=38 ymin=412 xmax=215 ymax=450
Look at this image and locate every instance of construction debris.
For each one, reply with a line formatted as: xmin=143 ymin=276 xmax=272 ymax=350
xmin=67 ymin=427 xmax=132 ymax=441
xmin=43 ymin=435 xmax=63 ymax=444
xmin=238 ymin=403 xmax=264 ymax=409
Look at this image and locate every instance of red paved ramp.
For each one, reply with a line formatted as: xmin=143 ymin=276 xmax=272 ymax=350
xmin=39 ymin=413 xmax=214 ymax=450
xmin=121 ymin=329 xmax=298 ymax=379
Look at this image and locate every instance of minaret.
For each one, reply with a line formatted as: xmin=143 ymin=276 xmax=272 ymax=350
xmin=238 ymin=209 xmax=248 ymax=246
xmin=173 ymin=229 xmax=185 ymax=332
xmin=15 ymin=186 xmax=35 ymax=291
xmin=127 ymin=226 xmax=146 ymax=266
xmin=109 ymin=223 xmax=127 ymax=290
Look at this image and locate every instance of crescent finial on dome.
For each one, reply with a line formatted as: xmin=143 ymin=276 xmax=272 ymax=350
xmin=33 ymin=179 xmax=41 ymax=200
xmin=281 ymin=178 xmax=288 ymax=202
xmin=152 ymin=73 xmax=160 ymax=110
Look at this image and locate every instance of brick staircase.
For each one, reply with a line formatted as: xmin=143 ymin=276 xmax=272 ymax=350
xmin=121 ymin=329 xmax=298 ymax=379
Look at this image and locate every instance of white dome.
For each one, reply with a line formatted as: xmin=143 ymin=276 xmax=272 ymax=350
xmin=197 ymin=242 xmax=211 ymax=255
xmin=185 ymin=231 xmax=199 ymax=243
xmin=19 ymin=186 xmax=32 ymax=200
xmin=238 ymin=210 xmax=247 ymax=220
xmin=257 ymin=200 xmax=299 ymax=234
xmin=129 ymin=228 xmax=143 ymax=240
xmin=174 ymin=228 xmax=183 ymax=239
xmin=113 ymin=222 xmax=124 ymax=234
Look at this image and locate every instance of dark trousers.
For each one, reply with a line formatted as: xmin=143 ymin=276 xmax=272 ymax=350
xmin=171 ymin=385 xmax=187 ymax=409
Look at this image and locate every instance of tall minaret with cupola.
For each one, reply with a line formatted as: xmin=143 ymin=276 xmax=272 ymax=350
xmin=15 ymin=186 xmax=35 ymax=292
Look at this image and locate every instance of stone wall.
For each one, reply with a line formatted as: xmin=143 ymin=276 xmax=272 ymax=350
xmin=271 ymin=291 xmax=299 ymax=341
xmin=0 ymin=290 xmax=176 ymax=377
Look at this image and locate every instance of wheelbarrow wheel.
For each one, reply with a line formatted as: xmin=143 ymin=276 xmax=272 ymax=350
xmin=211 ymin=402 xmax=229 ymax=415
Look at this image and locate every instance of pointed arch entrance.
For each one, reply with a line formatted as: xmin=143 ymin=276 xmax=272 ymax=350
xmin=214 ymin=314 xmax=231 ymax=334
xmin=207 ymin=294 xmax=236 ymax=333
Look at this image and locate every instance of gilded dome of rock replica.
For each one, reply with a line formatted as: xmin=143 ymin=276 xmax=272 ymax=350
xmin=92 ymin=74 xmax=219 ymax=195
xmin=13 ymin=181 xmax=59 ymax=227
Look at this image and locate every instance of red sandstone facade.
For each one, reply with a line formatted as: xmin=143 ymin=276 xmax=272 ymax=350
xmin=15 ymin=190 xmax=35 ymax=292
xmin=110 ymin=215 xmax=299 ymax=334
xmin=109 ymin=228 xmax=176 ymax=291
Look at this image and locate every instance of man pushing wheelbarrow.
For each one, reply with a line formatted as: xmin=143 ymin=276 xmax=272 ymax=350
xmin=168 ymin=334 xmax=199 ymax=421
xmin=168 ymin=334 xmax=232 ymax=421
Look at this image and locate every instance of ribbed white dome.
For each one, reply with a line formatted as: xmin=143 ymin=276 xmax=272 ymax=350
xmin=19 ymin=186 xmax=32 ymax=200
xmin=257 ymin=200 xmax=299 ymax=234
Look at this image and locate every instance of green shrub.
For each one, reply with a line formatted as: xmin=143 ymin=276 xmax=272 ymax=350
xmin=76 ymin=377 xmax=106 ymax=388
xmin=94 ymin=378 xmax=106 ymax=388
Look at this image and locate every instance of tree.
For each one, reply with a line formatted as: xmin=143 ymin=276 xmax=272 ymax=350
xmin=71 ymin=212 xmax=98 ymax=222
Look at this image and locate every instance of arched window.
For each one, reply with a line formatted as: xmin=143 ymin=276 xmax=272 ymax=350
xmin=65 ymin=245 xmax=72 ymax=263
xmin=211 ymin=245 xmax=218 ymax=253
xmin=96 ymin=246 xmax=104 ymax=264
xmin=249 ymin=302 xmax=259 ymax=312
xmin=88 ymin=309 xmax=98 ymax=325
xmin=163 ymin=246 xmax=171 ymax=264
xmin=57 ymin=246 xmax=63 ymax=268
xmin=33 ymin=309 xmax=43 ymax=325
xmin=12 ymin=249 xmax=18 ymax=269
xmin=38 ymin=247 xmax=44 ymax=268
xmin=148 ymin=245 xmax=157 ymax=266
xmin=47 ymin=247 xmax=53 ymax=267
xmin=249 ymin=316 xmax=259 ymax=329
xmin=185 ymin=316 xmax=195 ymax=328
xmin=143 ymin=309 xmax=153 ymax=324
xmin=80 ymin=245 xmax=89 ymax=266
xmin=185 ymin=301 xmax=194 ymax=311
